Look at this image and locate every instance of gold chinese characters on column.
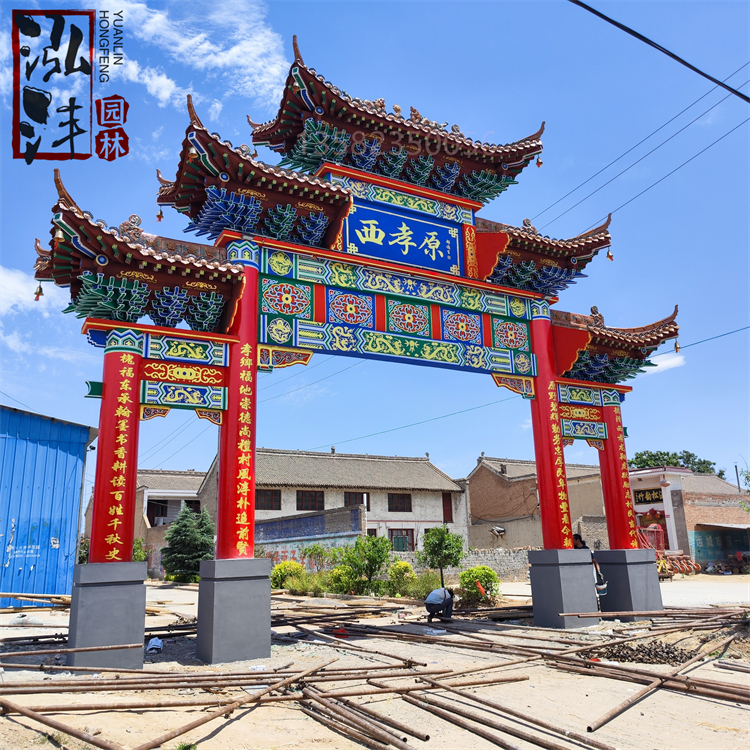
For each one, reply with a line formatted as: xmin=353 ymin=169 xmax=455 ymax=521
xmin=613 ymin=406 xmax=639 ymax=548
xmin=548 ymin=381 xmax=573 ymax=548
xmin=235 ymin=342 xmax=255 ymax=556
xmin=106 ymin=353 xmax=135 ymax=561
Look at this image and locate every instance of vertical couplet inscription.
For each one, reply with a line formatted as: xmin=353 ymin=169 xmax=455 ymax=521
xmin=89 ymin=335 xmax=142 ymax=564
xmin=104 ymin=352 xmax=136 ymax=561
xmin=548 ymin=382 xmax=573 ymax=548
xmin=234 ymin=343 xmax=255 ymax=556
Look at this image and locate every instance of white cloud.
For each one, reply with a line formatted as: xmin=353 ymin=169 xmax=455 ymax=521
xmin=94 ymin=0 xmax=289 ymax=111
xmin=119 ymin=58 xmax=191 ymax=108
xmin=641 ymin=351 xmax=686 ymax=376
xmin=208 ymin=100 xmax=223 ymax=122
xmin=0 ymin=14 xmax=11 ymax=97
xmin=0 ymin=265 xmax=69 ymax=316
xmin=520 ymin=418 xmax=532 ymax=431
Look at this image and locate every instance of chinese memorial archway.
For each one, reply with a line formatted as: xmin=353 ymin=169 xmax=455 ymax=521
xmin=35 ymin=39 xmax=679 ymax=661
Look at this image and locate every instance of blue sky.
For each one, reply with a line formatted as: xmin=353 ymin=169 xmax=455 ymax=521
xmin=1 ymin=0 xmax=748 ymax=503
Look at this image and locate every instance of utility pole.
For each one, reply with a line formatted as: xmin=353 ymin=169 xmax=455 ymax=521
xmin=735 ymin=464 xmax=742 ymax=493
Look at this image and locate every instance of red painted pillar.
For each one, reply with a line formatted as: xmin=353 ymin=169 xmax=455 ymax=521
xmin=216 ymin=242 xmax=260 ymax=559
xmin=528 ymin=301 xmax=573 ymax=550
xmin=89 ymin=338 xmax=143 ymax=563
xmin=599 ymin=404 xmax=638 ymax=549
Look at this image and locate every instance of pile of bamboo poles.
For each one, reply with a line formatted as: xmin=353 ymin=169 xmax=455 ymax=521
xmin=1 ymin=599 xmax=747 ymax=749
xmin=0 ymin=592 xmax=172 ymax=616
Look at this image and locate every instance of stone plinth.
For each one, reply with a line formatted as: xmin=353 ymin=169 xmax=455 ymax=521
xmin=196 ymin=558 xmax=272 ymax=664
xmin=67 ymin=562 xmax=147 ymax=669
xmin=528 ymin=549 xmax=599 ymax=629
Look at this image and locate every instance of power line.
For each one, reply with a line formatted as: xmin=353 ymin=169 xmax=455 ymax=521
xmin=149 ymin=423 xmax=214 ymax=469
xmin=566 ymin=0 xmax=750 ymax=104
xmin=259 ymin=355 xmax=333 ymax=391
xmin=582 ymin=117 xmax=749 ymax=231
xmin=138 ymin=413 xmax=202 ymax=462
xmin=540 ymin=81 xmax=749 ymax=229
xmin=259 ymin=360 xmax=364 ymax=403
xmin=531 ymin=62 xmax=749 ymax=222
xmin=307 ymin=395 xmax=520 ymax=451
xmin=652 ymin=326 xmax=750 ymax=358
xmin=0 ymin=390 xmax=35 ymax=411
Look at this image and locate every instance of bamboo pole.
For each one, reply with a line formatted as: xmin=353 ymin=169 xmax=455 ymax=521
xmin=299 ymin=704 xmax=390 ymax=750
xmin=0 ymin=697 xmax=125 ymax=750
xmin=0 ymin=642 xmax=142 ymax=659
xmin=128 ymin=658 xmax=338 ymax=750
xmin=302 ymin=687 xmax=414 ymax=750
xmin=417 ymin=675 xmax=621 ymax=750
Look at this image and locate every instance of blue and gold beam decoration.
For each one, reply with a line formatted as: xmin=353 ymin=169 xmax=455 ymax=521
xmin=255 ymin=251 xmax=537 ymax=376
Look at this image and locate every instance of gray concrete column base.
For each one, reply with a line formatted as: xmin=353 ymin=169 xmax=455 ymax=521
xmin=196 ymin=558 xmax=272 ymax=664
xmin=595 ymin=548 xmax=663 ymax=621
xmin=67 ymin=562 xmax=147 ymax=669
xmin=528 ymin=549 xmax=599 ymax=629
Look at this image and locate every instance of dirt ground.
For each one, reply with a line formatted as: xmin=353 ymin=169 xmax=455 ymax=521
xmin=0 ymin=582 xmax=748 ymax=750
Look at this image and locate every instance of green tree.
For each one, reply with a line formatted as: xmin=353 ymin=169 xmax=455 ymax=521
xmin=416 ymin=525 xmax=465 ymax=587
xmin=194 ymin=508 xmax=216 ymax=561
xmin=162 ymin=504 xmax=204 ymax=580
xmin=629 ymin=450 xmax=725 ymax=479
xmin=340 ymin=535 xmax=393 ymax=594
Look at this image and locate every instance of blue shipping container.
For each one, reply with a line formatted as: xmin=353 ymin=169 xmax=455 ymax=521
xmin=0 ymin=407 xmax=95 ymax=608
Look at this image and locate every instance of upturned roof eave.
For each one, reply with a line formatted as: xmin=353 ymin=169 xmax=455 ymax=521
xmin=250 ymin=58 xmax=544 ymax=163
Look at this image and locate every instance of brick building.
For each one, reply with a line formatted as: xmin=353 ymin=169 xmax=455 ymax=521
xmin=466 ymin=456 xmax=607 ymax=549
xmin=629 ymin=467 xmax=749 ymax=565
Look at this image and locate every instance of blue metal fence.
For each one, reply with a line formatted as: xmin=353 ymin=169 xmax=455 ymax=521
xmin=0 ymin=407 xmax=94 ymax=608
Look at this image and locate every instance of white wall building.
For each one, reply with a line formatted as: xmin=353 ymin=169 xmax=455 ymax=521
xmin=249 ymin=448 xmax=468 ymax=551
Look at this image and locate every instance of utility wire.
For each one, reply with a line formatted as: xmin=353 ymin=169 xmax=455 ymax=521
xmin=0 ymin=390 xmax=35 ymax=411
xmin=307 ymin=395 xmax=520 ymax=451
xmin=149 ymin=423 xmax=214 ymax=470
xmin=531 ymin=62 xmax=749 ymax=222
xmin=259 ymin=355 xmax=333 ymax=391
xmin=259 ymin=360 xmax=364 ymax=403
xmin=582 ymin=116 xmax=749 ymax=232
xmin=308 ymin=323 xmax=750 ymax=451
xmin=566 ymin=0 xmax=750 ymax=104
xmin=540 ymin=82 xmax=749 ymax=230
xmin=652 ymin=326 xmax=750 ymax=358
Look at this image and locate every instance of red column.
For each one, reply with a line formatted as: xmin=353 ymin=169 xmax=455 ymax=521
xmin=216 ymin=259 xmax=259 ymax=559
xmin=89 ymin=345 xmax=142 ymax=563
xmin=599 ymin=404 xmax=639 ymax=549
xmin=528 ymin=304 xmax=574 ymax=550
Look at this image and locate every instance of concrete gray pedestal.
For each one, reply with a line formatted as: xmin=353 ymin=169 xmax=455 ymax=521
xmin=595 ymin=548 xmax=663 ymax=621
xmin=196 ymin=558 xmax=272 ymax=664
xmin=528 ymin=549 xmax=599 ymax=629
xmin=68 ymin=562 xmax=147 ymax=669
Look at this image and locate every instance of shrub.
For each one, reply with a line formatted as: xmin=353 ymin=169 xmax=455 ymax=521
xmin=77 ymin=536 xmax=89 ymax=564
xmin=164 ymin=572 xmax=200 ymax=583
xmin=458 ymin=565 xmax=500 ymax=607
xmin=308 ymin=572 xmax=332 ymax=596
xmin=271 ymin=560 xmax=305 ymax=589
xmin=405 ymin=569 xmax=442 ymax=600
xmin=285 ymin=573 xmax=311 ymax=595
xmin=328 ymin=565 xmax=357 ymax=594
xmin=339 ymin=536 xmax=393 ymax=594
xmin=132 ymin=538 xmax=148 ymax=563
xmin=388 ymin=560 xmax=416 ymax=596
